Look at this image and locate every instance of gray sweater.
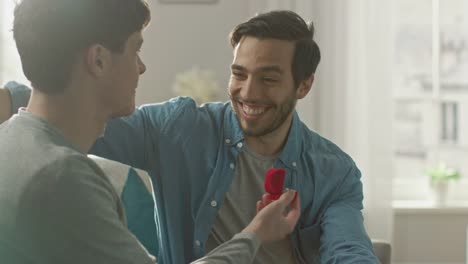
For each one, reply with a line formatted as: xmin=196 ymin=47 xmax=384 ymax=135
xmin=0 ymin=111 xmax=259 ymax=264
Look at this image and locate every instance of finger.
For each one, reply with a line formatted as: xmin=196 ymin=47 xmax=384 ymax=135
xmin=262 ymin=194 xmax=273 ymax=206
xmin=285 ymin=192 xmax=301 ymax=229
xmin=292 ymin=191 xmax=298 ymax=204
xmin=276 ymin=189 xmax=296 ymax=207
xmin=256 ymin=200 xmax=265 ymax=213
xmin=292 ymin=191 xmax=300 ymax=209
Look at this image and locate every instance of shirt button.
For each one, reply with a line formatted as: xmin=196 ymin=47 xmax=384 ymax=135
xmin=292 ymin=162 xmax=297 ymax=167
xmin=237 ymin=142 xmax=243 ymax=148
xmin=195 ymin=240 xmax=201 ymax=247
xmin=210 ymin=200 xmax=218 ymax=207
xmin=230 ymin=163 xmax=235 ymax=169
xmin=225 ymin=139 xmax=231 ymax=144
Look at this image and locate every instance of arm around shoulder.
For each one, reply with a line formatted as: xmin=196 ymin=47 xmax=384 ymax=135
xmin=90 ymin=96 xmax=197 ymax=170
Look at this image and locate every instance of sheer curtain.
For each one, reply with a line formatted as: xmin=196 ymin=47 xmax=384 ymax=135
xmin=0 ymin=0 xmax=27 ymax=85
xmin=249 ymin=0 xmax=394 ymax=242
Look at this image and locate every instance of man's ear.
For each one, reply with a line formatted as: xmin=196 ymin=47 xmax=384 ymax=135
xmin=296 ymin=73 xmax=314 ymax=99
xmin=85 ymin=44 xmax=112 ymax=77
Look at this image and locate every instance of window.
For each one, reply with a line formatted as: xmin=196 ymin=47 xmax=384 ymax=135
xmin=393 ymin=0 xmax=468 ymax=201
xmin=0 ymin=1 xmax=27 ymax=85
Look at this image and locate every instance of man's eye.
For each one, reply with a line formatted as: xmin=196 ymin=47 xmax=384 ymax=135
xmin=263 ymin=78 xmax=278 ymax=83
xmin=232 ymin=72 xmax=246 ymax=79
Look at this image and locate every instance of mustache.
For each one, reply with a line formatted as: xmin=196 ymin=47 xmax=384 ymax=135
xmin=229 ymin=94 xmax=273 ymax=106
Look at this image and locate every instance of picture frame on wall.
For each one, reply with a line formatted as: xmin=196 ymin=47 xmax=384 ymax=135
xmin=159 ymin=0 xmax=218 ymax=4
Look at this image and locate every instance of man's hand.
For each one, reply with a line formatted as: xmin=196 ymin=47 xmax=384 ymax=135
xmin=243 ymin=189 xmax=300 ymax=244
xmin=0 ymin=88 xmax=12 ymax=123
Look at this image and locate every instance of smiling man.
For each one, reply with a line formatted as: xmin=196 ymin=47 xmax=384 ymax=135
xmin=1 ymin=10 xmax=378 ymax=263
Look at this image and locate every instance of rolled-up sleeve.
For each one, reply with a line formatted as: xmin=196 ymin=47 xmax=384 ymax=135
xmin=319 ymin=167 xmax=379 ymax=263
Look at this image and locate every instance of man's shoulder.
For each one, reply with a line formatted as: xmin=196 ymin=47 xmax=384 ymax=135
xmin=298 ymin=123 xmax=357 ymax=171
xmin=297 ymin=125 xmax=362 ymax=202
xmin=42 ymin=153 xmax=111 ymax=187
xmin=20 ymin=153 xmax=116 ymax=211
xmin=0 ymin=149 xmax=111 ymax=214
xmin=43 ymin=152 xmax=102 ymax=174
xmin=0 ymin=116 xmax=101 ymax=176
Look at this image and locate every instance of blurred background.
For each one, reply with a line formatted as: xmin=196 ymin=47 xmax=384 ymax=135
xmin=2 ymin=0 xmax=468 ymax=263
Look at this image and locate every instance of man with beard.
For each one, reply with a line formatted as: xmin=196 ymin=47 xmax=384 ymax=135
xmin=0 ymin=10 xmax=378 ymax=264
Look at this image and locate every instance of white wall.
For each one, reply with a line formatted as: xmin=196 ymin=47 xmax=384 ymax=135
xmin=136 ymin=0 xmax=251 ymax=105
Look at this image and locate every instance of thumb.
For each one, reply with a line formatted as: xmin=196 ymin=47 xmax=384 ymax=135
xmin=276 ymin=189 xmax=296 ymax=207
xmin=285 ymin=191 xmax=301 ymax=223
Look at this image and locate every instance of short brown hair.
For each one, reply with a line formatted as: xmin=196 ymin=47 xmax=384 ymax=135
xmin=230 ymin=10 xmax=320 ymax=88
xmin=13 ymin=0 xmax=151 ymax=94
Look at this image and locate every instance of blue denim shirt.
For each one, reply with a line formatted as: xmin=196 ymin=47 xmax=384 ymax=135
xmin=6 ymin=82 xmax=378 ymax=264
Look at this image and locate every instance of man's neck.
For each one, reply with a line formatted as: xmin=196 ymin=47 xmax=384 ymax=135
xmin=245 ymin=115 xmax=293 ymax=157
xmin=27 ymin=88 xmax=107 ymax=154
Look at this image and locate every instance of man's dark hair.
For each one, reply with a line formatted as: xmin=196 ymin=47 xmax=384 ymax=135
xmin=230 ymin=10 xmax=321 ymax=88
xmin=13 ymin=0 xmax=151 ymax=94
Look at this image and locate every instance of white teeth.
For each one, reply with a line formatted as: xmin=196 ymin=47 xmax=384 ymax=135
xmin=242 ymin=104 xmax=266 ymax=115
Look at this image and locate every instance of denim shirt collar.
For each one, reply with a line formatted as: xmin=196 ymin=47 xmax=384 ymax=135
xmin=223 ymin=103 xmax=303 ymax=170
xmin=223 ymin=103 xmax=244 ymax=146
xmin=277 ymin=111 xmax=304 ymax=170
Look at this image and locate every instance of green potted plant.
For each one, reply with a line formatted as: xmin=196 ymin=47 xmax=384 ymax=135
xmin=425 ymin=162 xmax=461 ymax=206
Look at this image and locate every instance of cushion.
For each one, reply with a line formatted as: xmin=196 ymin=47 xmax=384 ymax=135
xmin=88 ymin=155 xmax=159 ymax=257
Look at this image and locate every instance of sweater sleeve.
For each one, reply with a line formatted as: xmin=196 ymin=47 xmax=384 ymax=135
xmin=191 ymin=232 xmax=260 ymax=264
